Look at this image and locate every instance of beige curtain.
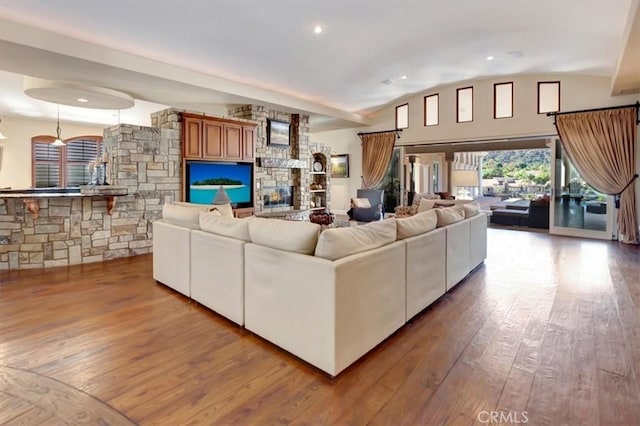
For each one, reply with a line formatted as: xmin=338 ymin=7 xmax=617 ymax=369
xmin=556 ymin=107 xmax=638 ymax=244
xmin=361 ymin=132 xmax=396 ymax=189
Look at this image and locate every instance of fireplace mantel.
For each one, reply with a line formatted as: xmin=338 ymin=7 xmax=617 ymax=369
xmin=256 ymin=158 xmax=308 ymax=169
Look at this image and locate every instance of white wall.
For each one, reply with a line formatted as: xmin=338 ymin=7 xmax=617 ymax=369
xmin=0 ymin=116 xmax=106 ymax=189
xmin=309 ymin=128 xmax=362 ymax=213
xmin=313 ymin=74 xmax=640 ymax=231
xmin=371 ymin=74 xmax=640 ymax=145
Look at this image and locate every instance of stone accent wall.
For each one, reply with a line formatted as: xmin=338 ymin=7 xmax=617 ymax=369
xmin=0 ymin=196 xmax=149 ymax=270
xmin=0 ymin=110 xmax=183 ymax=270
xmin=227 ymin=105 xmax=326 ymax=213
xmin=0 ymin=105 xmax=332 ymax=270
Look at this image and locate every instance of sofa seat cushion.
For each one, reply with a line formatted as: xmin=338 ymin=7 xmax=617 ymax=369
xmin=249 ymin=218 xmax=320 ymax=255
xmin=315 ymin=218 xmax=397 ymax=260
xmin=199 ymin=212 xmax=254 ymax=242
xmin=435 ymin=206 xmax=465 ymax=227
xmin=396 ymin=210 xmax=437 ymax=240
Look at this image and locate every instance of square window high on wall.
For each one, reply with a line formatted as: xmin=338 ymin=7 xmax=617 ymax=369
xmin=424 ymin=94 xmax=439 ymax=126
xmin=494 ymin=82 xmax=513 ymax=119
xmin=396 ymin=103 xmax=409 ymax=129
xmin=538 ymin=81 xmax=560 ymax=114
xmin=457 ymin=87 xmax=473 ymax=123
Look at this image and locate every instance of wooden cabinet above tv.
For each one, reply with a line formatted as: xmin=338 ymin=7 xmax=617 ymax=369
xmin=182 ymin=113 xmax=255 ymax=162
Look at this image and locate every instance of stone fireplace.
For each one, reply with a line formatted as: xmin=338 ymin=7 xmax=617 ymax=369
xmin=150 ymin=105 xmax=331 ymax=213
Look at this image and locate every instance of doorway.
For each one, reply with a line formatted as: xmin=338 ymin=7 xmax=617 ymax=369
xmin=549 ymin=139 xmax=614 ymax=240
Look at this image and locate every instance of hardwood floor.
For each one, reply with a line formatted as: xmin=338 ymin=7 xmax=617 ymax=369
xmin=1 ymin=228 xmax=639 ymax=425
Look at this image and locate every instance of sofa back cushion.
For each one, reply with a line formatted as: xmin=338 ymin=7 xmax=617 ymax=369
xmin=435 ymin=206 xmax=466 ymax=227
xmin=162 ymin=203 xmax=208 ymax=229
xmin=172 ymin=201 xmax=210 ymax=210
xmin=396 ymin=210 xmax=437 ymax=240
xmin=249 ymin=218 xmax=320 ymax=255
xmin=172 ymin=201 xmax=234 ymax=217
xmin=199 ymin=212 xmax=254 ymax=242
xmin=315 ymin=218 xmax=397 ymax=260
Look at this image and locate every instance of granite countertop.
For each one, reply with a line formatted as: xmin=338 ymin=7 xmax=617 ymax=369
xmin=0 ymin=186 xmax=128 ymax=198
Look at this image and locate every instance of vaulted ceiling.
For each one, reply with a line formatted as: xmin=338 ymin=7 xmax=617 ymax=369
xmin=0 ymin=0 xmax=638 ymax=130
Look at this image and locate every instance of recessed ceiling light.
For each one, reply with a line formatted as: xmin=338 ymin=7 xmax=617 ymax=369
xmin=77 ymin=98 xmax=89 ymax=103
xmin=399 ymin=75 xmax=408 ymax=80
xmin=313 ymin=25 xmax=323 ymax=34
xmin=486 ymin=56 xmax=494 ymax=61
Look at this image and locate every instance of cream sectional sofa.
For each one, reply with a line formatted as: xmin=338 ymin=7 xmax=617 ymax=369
xmin=152 ymin=202 xmax=487 ymax=376
xmin=245 ymin=219 xmax=406 ymax=376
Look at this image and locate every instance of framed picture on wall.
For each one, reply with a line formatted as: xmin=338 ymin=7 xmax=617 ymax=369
xmin=267 ymin=119 xmax=290 ymax=147
xmin=330 ymin=154 xmax=349 ymax=178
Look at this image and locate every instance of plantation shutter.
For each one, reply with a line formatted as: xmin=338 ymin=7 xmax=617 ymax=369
xmin=32 ymin=136 xmax=103 ymax=187
xmin=33 ymin=141 xmax=61 ymax=188
xmin=66 ymin=138 xmax=101 ymax=186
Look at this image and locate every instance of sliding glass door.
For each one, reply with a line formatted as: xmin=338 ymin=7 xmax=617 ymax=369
xmin=549 ymin=139 xmax=614 ymax=240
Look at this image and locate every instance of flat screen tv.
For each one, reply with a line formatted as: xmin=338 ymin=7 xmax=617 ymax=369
xmin=185 ymin=161 xmax=253 ymax=208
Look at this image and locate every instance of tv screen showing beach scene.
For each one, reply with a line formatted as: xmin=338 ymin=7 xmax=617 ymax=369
xmin=186 ymin=161 xmax=253 ymax=207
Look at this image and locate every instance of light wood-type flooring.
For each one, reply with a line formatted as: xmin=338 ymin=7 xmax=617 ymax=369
xmin=1 ymin=228 xmax=639 ymax=425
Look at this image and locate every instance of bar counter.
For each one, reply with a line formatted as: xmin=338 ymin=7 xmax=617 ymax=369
xmin=0 ymin=186 xmax=128 ymax=219
xmin=0 ymin=186 xmax=155 ymax=270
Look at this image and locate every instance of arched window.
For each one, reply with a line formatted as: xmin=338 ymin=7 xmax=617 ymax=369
xmin=32 ymin=135 xmax=103 ymax=187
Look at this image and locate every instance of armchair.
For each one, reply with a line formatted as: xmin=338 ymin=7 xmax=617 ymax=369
xmin=348 ymin=189 xmax=384 ymax=222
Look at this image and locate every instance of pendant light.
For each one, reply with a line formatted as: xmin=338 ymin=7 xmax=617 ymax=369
xmin=0 ymin=118 xmax=6 ymax=140
xmin=51 ymin=105 xmax=65 ymax=146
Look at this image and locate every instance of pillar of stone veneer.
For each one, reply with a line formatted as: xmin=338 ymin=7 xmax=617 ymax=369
xmin=102 ymin=109 xmax=182 ymax=256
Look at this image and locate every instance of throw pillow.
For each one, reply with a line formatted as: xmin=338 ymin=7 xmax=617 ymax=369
xmin=396 ymin=210 xmax=437 ymax=240
xmin=462 ymin=201 xmax=481 ymax=218
xmin=394 ymin=205 xmax=415 ymax=218
xmin=532 ymin=195 xmax=550 ymax=206
xmin=437 ymin=191 xmax=455 ymax=200
xmin=315 ymin=218 xmax=397 ymax=260
xmin=351 ymin=198 xmax=372 ymax=208
xmin=209 ymin=202 xmax=233 ymax=217
xmin=249 ymin=218 xmax=320 ymax=255
xmin=417 ymin=199 xmax=437 ymax=213
xmin=199 ymin=212 xmax=253 ymax=241
xmin=435 ymin=205 xmax=465 ymax=227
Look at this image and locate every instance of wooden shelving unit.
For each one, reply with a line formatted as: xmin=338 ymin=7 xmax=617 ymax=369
xmin=310 ymin=153 xmax=328 ymax=210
